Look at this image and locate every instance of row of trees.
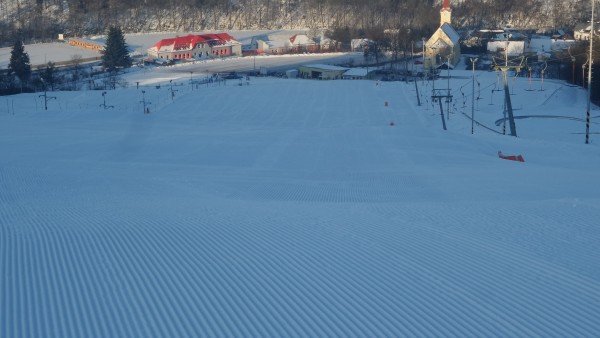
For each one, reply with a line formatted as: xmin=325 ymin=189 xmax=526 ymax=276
xmin=0 ymin=0 xmax=593 ymax=46
xmin=1 ymin=26 xmax=131 ymax=95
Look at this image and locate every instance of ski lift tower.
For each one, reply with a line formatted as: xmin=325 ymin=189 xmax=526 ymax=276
xmin=493 ymin=34 xmax=524 ymax=137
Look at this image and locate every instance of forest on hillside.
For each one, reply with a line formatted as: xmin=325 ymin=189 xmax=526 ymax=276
xmin=0 ymin=0 xmax=594 ymax=46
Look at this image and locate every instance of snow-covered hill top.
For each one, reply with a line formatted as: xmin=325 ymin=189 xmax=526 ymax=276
xmin=1 ymin=70 xmax=599 ymax=336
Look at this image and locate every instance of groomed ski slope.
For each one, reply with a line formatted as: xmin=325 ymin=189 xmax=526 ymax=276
xmin=1 ymin=75 xmax=600 ymax=337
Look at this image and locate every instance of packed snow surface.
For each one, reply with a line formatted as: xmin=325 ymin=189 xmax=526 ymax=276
xmin=1 ymin=69 xmax=600 ymax=336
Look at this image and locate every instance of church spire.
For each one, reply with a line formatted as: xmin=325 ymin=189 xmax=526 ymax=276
xmin=443 ymin=0 xmax=450 ymax=10
xmin=440 ymin=0 xmax=452 ymax=26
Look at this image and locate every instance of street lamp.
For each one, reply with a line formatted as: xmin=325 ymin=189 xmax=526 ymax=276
xmin=39 ymin=78 xmax=56 ymax=111
xmin=470 ymin=57 xmax=479 ymax=134
xmin=447 ymin=53 xmax=452 ymax=120
xmin=100 ymin=91 xmax=114 ymax=109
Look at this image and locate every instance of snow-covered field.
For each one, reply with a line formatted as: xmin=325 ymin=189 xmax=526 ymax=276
xmin=1 ymin=68 xmax=600 ymax=336
xmin=0 ymin=30 xmax=309 ymax=69
xmin=0 ymin=42 xmax=102 ymax=69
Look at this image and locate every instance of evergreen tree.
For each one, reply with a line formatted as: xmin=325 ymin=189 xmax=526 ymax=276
xmin=8 ymin=40 xmax=31 ymax=86
xmin=0 ymin=70 xmax=15 ymax=93
xmin=102 ymin=26 xmax=132 ymax=72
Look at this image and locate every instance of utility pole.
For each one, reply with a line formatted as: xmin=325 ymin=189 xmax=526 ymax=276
xmin=141 ymin=90 xmax=151 ymax=114
xmin=39 ymin=80 xmax=56 ymax=111
xmin=411 ymin=41 xmax=415 ymax=75
xmin=540 ymin=61 xmax=548 ymax=91
xmin=432 ymin=93 xmax=450 ymax=131
xmin=470 ymin=57 xmax=478 ymax=134
xmin=573 ymin=57 xmax=577 ymax=84
xmin=169 ymin=80 xmax=178 ymax=101
xmin=526 ymin=66 xmax=534 ymax=91
xmin=422 ymin=38 xmax=427 ymax=77
xmin=415 ymin=79 xmax=421 ymax=106
xmin=431 ymin=51 xmax=452 ymax=131
xmin=447 ymin=54 xmax=452 ymax=120
xmin=190 ymin=71 xmax=194 ymax=90
xmin=583 ymin=58 xmax=589 ymax=87
xmin=586 ymin=0 xmax=595 ymax=144
xmin=569 ymin=46 xmax=576 ymax=84
xmin=100 ymin=91 xmax=114 ymax=109
xmin=430 ymin=48 xmax=438 ymax=99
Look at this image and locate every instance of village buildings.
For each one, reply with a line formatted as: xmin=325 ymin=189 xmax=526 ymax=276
xmin=245 ymin=34 xmax=329 ymax=56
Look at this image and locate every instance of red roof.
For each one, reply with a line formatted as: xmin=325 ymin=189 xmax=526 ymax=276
xmin=153 ymin=33 xmax=236 ymax=50
xmin=442 ymin=0 xmax=450 ymax=10
xmin=215 ymin=33 xmax=234 ymax=41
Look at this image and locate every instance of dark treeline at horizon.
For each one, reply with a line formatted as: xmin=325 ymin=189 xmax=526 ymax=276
xmin=0 ymin=0 xmax=592 ymax=46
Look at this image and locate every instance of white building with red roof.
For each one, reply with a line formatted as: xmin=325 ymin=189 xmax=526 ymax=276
xmin=148 ymin=33 xmax=242 ymax=60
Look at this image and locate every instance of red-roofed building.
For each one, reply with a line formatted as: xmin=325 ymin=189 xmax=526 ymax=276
xmin=148 ymin=33 xmax=242 ymax=60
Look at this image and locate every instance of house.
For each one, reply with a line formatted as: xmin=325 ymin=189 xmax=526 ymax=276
xmin=263 ymin=40 xmax=289 ymax=55
xmin=574 ymin=23 xmax=598 ymax=41
xmin=289 ymin=34 xmax=318 ymax=53
xmin=298 ymin=64 xmax=349 ymax=80
xmin=528 ymin=36 xmax=576 ymax=54
xmin=147 ymin=33 xmax=242 ymax=60
xmin=487 ymin=40 xmax=526 ymax=56
xmin=315 ymin=36 xmax=339 ymax=52
xmin=424 ymin=0 xmax=461 ymax=70
xmin=351 ymin=39 xmax=372 ymax=52
xmin=248 ymin=35 xmax=290 ymax=55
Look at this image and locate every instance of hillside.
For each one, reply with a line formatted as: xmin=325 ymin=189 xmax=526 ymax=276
xmin=1 ymin=67 xmax=599 ymax=336
xmin=0 ymin=0 xmax=591 ymax=46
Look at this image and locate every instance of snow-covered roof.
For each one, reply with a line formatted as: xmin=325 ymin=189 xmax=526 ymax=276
xmin=318 ymin=37 xmax=337 ymax=46
xmin=575 ymin=23 xmax=592 ymax=32
xmin=441 ymin=24 xmax=460 ymax=44
xmin=529 ymin=36 xmax=552 ymax=52
xmin=487 ymin=40 xmax=525 ymax=56
xmin=290 ymin=34 xmax=315 ymax=46
xmin=528 ymin=37 xmax=576 ymax=53
xmin=351 ymin=39 xmax=372 ymax=50
xmin=150 ymin=33 xmax=240 ymax=53
xmin=302 ymin=64 xmax=349 ymax=71
xmin=264 ymin=40 xmax=289 ymax=49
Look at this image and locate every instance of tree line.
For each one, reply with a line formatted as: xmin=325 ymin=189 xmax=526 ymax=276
xmin=0 ymin=0 xmax=592 ymax=46
xmin=1 ymin=26 xmax=131 ymax=95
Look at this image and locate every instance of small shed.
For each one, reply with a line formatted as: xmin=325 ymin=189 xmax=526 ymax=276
xmin=298 ymin=64 xmax=349 ymax=80
xmin=343 ymin=68 xmax=371 ymax=80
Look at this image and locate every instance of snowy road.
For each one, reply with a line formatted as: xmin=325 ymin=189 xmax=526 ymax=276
xmin=1 ymin=76 xmax=600 ymax=337
xmin=126 ymin=52 xmax=365 ymax=85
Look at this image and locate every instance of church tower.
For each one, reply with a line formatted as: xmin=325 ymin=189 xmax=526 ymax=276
xmin=440 ymin=0 xmax=452 ymax=26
